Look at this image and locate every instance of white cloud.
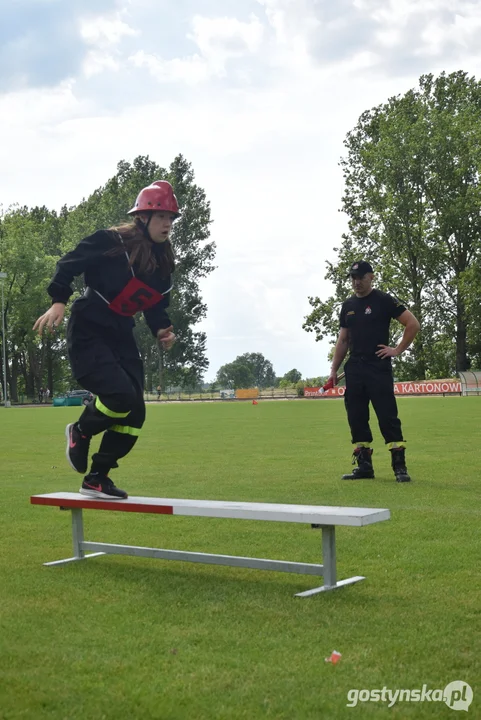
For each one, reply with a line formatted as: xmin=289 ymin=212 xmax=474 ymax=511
xmin=190 ymin=14 xmax=264 ymax=69
xmin=419 ymin=8 xmax=481 ymax=57
xmin=0 ymin=82 xmax=80 ymax=133
xmin=83 ymin=51 xmax=120 ymax=77
xmin=257 ymin=0 xmax=320 ymax=46
xmin=79 ymin=11 xmax=138 ymax=77
xmin=80 ymin=12 xmax=138 ymax=48
xmin=129 ymin=50 xmax=210 ymax=84
xmin=129 ymin=14 xmax=264 ymax=83
xmin=254 ymin=0 xmax=321 ymax=70
xmin=371 ymin=0 xmax=481 ymax=59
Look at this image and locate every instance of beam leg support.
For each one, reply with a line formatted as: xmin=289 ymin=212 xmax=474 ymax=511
xmin=43 ymin=509 xmax=105 ymax=566
xmin=295 ymin=526 xmax=365 ymax=597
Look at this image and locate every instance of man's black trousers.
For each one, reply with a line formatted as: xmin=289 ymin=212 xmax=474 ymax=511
xmin=343 ymin=357 xmax=404 ymax=444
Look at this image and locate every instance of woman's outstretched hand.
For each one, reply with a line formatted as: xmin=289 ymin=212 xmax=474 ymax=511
xmin=33 ymin=303 xmax=65 ymax=335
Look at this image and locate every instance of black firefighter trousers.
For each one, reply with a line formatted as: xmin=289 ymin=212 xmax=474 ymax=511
xmin=68 ymin=314 xmax=146 ymax=474
xmin=343 ymin=357 xmax=404 ymax=445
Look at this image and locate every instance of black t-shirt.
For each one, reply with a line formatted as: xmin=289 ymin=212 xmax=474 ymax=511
xmin=340 ymin=289 xmax=406 ymax=358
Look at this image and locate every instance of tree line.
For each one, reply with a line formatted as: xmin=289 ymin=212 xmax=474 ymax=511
xmin=0 ymin=155 xmax=215 ymax=402
xmin=213 ymin=355 xmax=326 ymax=390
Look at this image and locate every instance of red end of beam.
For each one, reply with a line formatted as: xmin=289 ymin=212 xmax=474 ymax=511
xmin=30 ymin=496 xmax=174 ymax=515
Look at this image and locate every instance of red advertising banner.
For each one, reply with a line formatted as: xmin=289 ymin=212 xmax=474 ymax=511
xmin=304 ymin=379 xmax=461 ymax=398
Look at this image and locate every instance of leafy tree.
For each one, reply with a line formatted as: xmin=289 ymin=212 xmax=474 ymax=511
xmin=216 ymin=352 xmax=277 ymax=389
xmin=281 ymin=368 xmax=302 ymax=385
xmin=305 ymin=376 xmax=329 ymax=387
xmin=0 ymin=206 xmax=65 ymax=401
xmin=304 ymin=71 xmax=481 ymax=378
xmin=460 ymin=261 xmax=481 ymax=369
xmin=236 ymin=353 xmax=276 ymax=388
xmin=216 ymin=361 xmax=255 ymax=389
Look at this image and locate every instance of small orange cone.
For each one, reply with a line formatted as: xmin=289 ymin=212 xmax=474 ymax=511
xmin=252 ymin=400 xmax=258 ymax=405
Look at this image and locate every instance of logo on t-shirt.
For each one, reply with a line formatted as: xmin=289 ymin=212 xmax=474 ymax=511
xmin=365 ymin=306 xmax=372 ymax=314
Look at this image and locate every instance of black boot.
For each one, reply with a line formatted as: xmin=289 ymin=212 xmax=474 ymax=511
xmin=341 ymin=447 xmax=375 ymax=480
xmin=390 ymin=447 xmax=411 ymax=482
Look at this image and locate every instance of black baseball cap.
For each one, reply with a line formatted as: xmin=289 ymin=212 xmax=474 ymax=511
xmin=347 ymin=260 xmax=374 ymax=278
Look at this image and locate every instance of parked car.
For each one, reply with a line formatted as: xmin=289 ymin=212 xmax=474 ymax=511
xmin=66 ymin=389 xmax=94 ymax=406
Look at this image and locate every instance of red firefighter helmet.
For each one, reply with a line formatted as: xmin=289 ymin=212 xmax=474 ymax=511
xmin=128 ymin=180 xmax=180 ymax=217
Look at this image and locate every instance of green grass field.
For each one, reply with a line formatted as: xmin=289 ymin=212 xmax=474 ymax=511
xmin=0 ymin=398 xmax=479 ymax=719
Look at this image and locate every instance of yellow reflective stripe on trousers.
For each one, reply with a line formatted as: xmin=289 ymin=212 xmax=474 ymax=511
xmin=388 ymin=442 xmax=407 ymax=450
xmin=95 ymin=396 xmax=130 ymax=419
xmin=353 ymin=442 xmax=372 ymax=448
xmin=110 ymin=424 xmax=141 ymax=437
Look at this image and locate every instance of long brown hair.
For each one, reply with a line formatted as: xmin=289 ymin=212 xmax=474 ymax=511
xmin=106 ymin=218 xmax=175 ymax=277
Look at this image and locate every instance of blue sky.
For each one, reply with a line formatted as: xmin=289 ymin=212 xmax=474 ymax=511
xmin=1 ymin=0 xmax=481 ymax=379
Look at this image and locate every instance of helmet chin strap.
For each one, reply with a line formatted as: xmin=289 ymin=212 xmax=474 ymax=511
xmin=137 ymin=214 xmax=153 ymax=242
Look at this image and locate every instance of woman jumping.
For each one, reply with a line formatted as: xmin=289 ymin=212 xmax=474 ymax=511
xmin=33 ymin=180 xmax=179 ymax=499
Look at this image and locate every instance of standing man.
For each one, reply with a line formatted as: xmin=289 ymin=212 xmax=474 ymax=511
xmin=328 ymin=261 xmax=420 ymax=482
